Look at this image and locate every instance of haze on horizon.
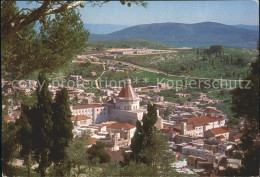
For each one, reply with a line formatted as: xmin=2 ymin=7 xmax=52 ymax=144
xmin=17 ymin=1 xmax=259 ymax=26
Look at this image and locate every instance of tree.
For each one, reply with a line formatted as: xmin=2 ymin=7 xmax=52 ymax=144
xmin=164 ymin=108 xmax=171 ymax=119
xmin=16 ymin=104 xmax=33 ymax=177
xmin=230 ymin=42 xmax=259 ymax=176
xmin=209 ymin=45 xmax=223 ymax=55
xmin=127 ymin=104 xmax=175 ymax=174
xmin=1 ymin=1 xmax=147 ymax=40
xmin=2 ymin=2 xmax=89 ymax=80
xmin=65 ymin=134 xmax=90 ymax=177
xmin=158 ymin=56 xmax=173 ymax=76
xmin=2 ymin=121 xmax=19 ymax=176
xmin=234 ymin=57 xmax=247 ymax=66
xmin=50 ymin=88 xmax=73 ymax=172
xmin=30 ymin=72 xmax=53 ymax=176
xmin=87 ymin=142 xmax=111 ymax=164
xmin=1 ymin=1 xmax=146 ymax=79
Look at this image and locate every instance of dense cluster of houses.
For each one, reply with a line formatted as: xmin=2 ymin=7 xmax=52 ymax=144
xmin=2 ymin=74 xmax=244 ymax=174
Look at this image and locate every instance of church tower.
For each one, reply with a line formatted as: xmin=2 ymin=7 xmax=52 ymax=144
xmin=115 ymin=77 xmax=141 ymax=111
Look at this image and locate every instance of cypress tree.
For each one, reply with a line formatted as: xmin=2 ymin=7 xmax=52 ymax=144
xmin=128 ymin=103 xmax=174 ymax=173
xmin=16 ymin=104 xmax=33 ymax=177
xmin=31 ymin=72 xmax=53 ymax=176
xmin=230 ymin=42 xmax=259 ymax=176
xmin=51 ymin=88 xmax=73 ymax=173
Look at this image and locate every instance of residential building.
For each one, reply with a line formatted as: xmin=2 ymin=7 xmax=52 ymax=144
xmin=70 ymin=104 xmax=108 ymax=124
xmin=180 ymin=116 xmax=225 ymax=137
xmin=71 ymin=115 xmax=93 ymax=126
xmin=204 ymin=127 xmax=231 ymax=140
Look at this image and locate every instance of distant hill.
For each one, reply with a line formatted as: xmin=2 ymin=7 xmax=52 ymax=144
xmin=232 ymin=24 xmax=259 ymax=31
xmin=89 ymin=22 xmax=259 ymax=48
xmin=84 ymin=24 xmax=129 ymax=34
xmin=88 ymin=39 xmax=173 ymax=50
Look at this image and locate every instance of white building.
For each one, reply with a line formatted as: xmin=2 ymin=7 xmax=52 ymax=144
xmin=70 ymin=77 xmax=163 ymax=129
xmin=181 ymin=116 xmax=225 ymax=137
xmin=107 ymin=123 xmax=136 ymax=145
xmin=204 ymin=127 xmax=231 ymax=140
xmin=70 ymin=104 xmax=108 ymax=124
xmin=182 ymin=145 xmax=213 ymax=158
xmin=71 ymin=115 xmax=92 ymax=126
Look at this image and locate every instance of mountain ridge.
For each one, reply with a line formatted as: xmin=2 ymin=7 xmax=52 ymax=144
xmin=89 ymin=22 xmax=259 ymax=48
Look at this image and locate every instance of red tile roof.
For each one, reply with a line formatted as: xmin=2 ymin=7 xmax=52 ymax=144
xmin=107 ymin=123 xmax=136 ymax=130
xmin=204 ymin=108 xmax=221 ymax=114
xmin=187 ymin=124 xmax=194 ymax=131
xmin=89 ymin=138 xmax=99 ymax=145
xmin=71 ymin=115 xmax=91 ymax=121
xmin=72 ymin=104 xmax=105 ymax=110
xmin=185 ymin=116 xmax=224 ymax=127
xmin=172 ymin=126 xmax=182 ymax=132
xmin=118 ymin=79 xmax=137 ymax=98
xmin=230 ymin=134 xmax=243 ymax=141
xmin=4 ymin=116 xmax=14 ymax=122
xmin=209 ymin=127 xmax=230 ymax=135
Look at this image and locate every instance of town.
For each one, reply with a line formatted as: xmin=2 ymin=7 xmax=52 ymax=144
xmin=2 ymin=51 xmax=245 ymax=175
xmin=2 ymin=1 xmax=259 ymax=176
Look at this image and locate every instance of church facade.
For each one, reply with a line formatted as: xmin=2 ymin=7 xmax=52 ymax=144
xmin=71 ymin=77 xmax=163 ymax=129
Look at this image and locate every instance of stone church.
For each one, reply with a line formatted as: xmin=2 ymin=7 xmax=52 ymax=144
xmin=71 ymin=77 xmax=163 ymax=129
xmin=106 ymin=77 xmax=163 ymax=129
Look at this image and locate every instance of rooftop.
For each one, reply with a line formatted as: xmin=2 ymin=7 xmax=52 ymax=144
xmin=4 ymin=116 xmax=14 ymax=122
xmin=208 ymin=127 xmax=231 ymax=135
xmin=72 ymin=104 xmax=105 ymax=110
xmin=107 ymin=123 xmax=136 ymax=130
xmin=118 ymin=78 xmax=138 ymax=99
xmin=71 ymin=115 xmax=91 ymax=121
xmin=204 ymin=107 xmax=222 ymax=114
xmin=184 ymin=116 xmax=224 ymax=127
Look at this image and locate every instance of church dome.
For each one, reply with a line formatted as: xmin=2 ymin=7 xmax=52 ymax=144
xmin=118 ymin=78 xmax=138 ymax=99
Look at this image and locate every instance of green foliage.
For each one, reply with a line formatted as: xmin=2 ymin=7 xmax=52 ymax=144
xmin=65 ymin=134 xmax=90 ymax=176
xmin=31 ymin=73 xmax=53 ymax=176
xmin=15 ymin=104 xmax=33 ymax=177
xmin=164 ymin=108 xmax=171 ymax=119
xmin=1 ymin=2 xmax=89 ymax=80
xmin=87 ymin=142 xmax=111 ymax=164
xmin=51 ymin=88 xmax=73 ymax=167
xmin=234 ymin=57 xmax=247 ymax=66
xmin=2 ymin=121 xmax=19 ymax=171
xmin=231 ymin=57 xmax=259 ymax=133
xmin=110 ymin=47 xmax=256 ymax=79
xmin=70 ymin=62 xmax=104 ymax=79
xmin=209 ymin=45 xmax=223 ymax=55
xmin=127 ymin=104 xmax=175 ymax=174
xmin=226 ymin=42 xmax=259 ymax=176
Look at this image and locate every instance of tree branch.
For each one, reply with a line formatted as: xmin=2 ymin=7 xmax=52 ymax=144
xmin=1 ymin=1 xmax=146 ymax=41
xmin=45 ymin=1 xmax=84 ymax=15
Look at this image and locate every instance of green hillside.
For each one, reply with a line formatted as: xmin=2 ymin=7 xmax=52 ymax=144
xmin=88 ymin=39 xmax=173 ymax=50
xmin=106 ymin=46 xmax=258 ymax=80
xmin=89 ymin=22 xmax=259 ymax=48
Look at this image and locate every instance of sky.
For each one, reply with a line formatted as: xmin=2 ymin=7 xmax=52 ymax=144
xmin=17 ymin=1 xmax=259 ymax=26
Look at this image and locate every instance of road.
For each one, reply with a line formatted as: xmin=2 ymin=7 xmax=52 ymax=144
xmin=94 ymin=64 xmax=106 ymax=89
